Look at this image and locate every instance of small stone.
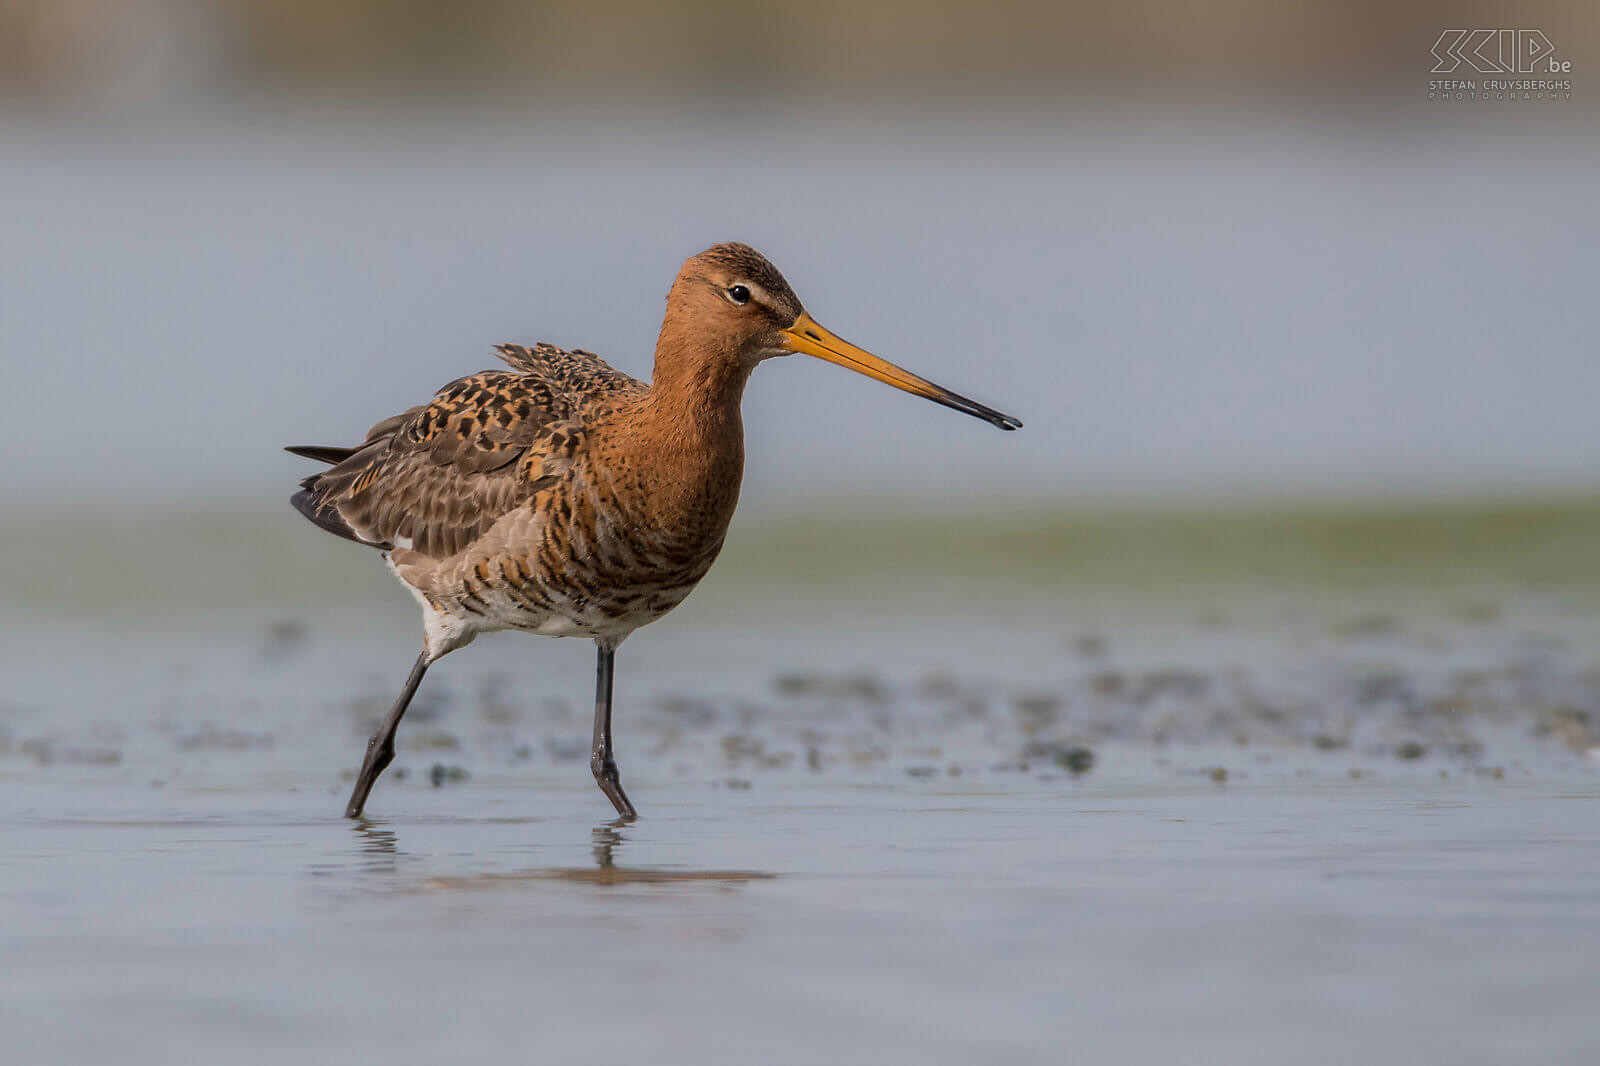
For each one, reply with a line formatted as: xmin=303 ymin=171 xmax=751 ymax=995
xmin=1396 ymin=742 xmax=1426 ymax=761
xmin=263 ymin=618 xmax=310 ymax=660
xmin=1089 ymin=671 xmax=1126 ymax=697
xmin=407 ymin=730 xmax=460 ymax=751
xmin=774 ymin=673 xmax=885 ymax=703
xmin=429 ymin=763 xmax=469 ymax=787
xmin=1055 ymin=746 xmax=1095 ymax=775
xmin=176 ymin=728 xmax=274 ymax=752
xmin=1209 ymin=766 xmax=1228 ymax=784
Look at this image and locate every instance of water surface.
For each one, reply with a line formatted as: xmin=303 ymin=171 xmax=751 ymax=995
xmin=4 ymin=504 xmax=1599 ymax=1064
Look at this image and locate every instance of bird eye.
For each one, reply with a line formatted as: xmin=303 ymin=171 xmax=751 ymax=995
xmin=726 ymin=285 xmax=751 ymax=305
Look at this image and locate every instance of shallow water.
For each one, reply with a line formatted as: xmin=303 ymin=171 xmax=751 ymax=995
xmin=6 ymin=775 xmax=1599 ymax=1065
xmin=4 ymin=506 xmax=1600 ymax=1063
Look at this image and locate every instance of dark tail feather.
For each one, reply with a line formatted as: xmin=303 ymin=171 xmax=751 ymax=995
xmin=287 ymin=442 xmax=391 ymax=549
xmin=286 ymin=444 xmax=358 ymax=464
xmin=290 ymin=479 xmax=370 ymax=546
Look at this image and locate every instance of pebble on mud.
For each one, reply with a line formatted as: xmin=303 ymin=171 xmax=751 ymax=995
xmin=262 ymin=618 xmax=310 ymax=660
xmin=175 ymin=728 xmax=275 ymax=752
xmin=774 ymin=673 xmax=887 ymax=704
xmin=1022 ymin=741 xmax=1094 ymax=775
xmin=429 ymin=763 xmax=469 ymax=787
xmin=1074 ymin=634 xmax=1108 ymax=658
xmin=1057 ymin=746 xmax=1095 ymax=775
xmin=1012 ymin=693 xmax=1062 ymax=734
xmin=1395 ymin=741 xmax=1426 ymax=760
xmin=19 ymin=740 xmax=122 ymax=766
xmin=407 ymin=730 xmax=461 ymax=751
xmin=1536 ymin=707 xmax=1596 ymax=752
xmin=1209 ymin=766 xmax=1228 ymax=784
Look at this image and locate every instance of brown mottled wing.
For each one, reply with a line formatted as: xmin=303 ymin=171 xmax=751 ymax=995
xmin=491 ymin=342 xmax=643 ymax=395
xmin=290 ymin=345 xmax=644 ymax=559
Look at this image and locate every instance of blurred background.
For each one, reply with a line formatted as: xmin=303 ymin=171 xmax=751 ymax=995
xmin=1 ymin=0 xmax=1597 ymax=617
xmin=3 ymin=0 xmax=1596 ymax=512
xmin=5 ymin=9 xmax=1600 ymax=1064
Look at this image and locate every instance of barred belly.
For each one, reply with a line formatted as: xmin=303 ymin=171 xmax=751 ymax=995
xmin=421 ymin=490 xmax=725 ymax=644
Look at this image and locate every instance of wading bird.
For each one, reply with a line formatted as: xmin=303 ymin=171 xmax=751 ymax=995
xmin=288 ymin=243 xmax=1020 ymax=819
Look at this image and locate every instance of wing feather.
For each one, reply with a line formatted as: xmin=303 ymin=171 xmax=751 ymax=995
xmin=289 ymin=345 xmax=645 ymax=559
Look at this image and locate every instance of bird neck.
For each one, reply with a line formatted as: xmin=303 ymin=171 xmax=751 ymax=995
xmin=599 ymin=324 xmax=750 ymax=540
xmin=645 ymin=323 xmax=754 ymax=445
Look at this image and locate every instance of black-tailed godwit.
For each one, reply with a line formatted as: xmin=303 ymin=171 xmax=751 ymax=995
xmin=288 ymin=243 xmax=1020 ymax=819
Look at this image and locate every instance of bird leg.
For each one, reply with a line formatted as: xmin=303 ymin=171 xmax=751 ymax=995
xmin=345 ymin=651 xmax=430 ymax=819
xmin=590 ymin=642 xmax=638 ymax=820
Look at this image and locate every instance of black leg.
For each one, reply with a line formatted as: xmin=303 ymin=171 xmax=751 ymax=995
xmin=345 ymin=651 xmax=430 ymax=819
xmin=590 ymin=642 xmax=638 ymax=820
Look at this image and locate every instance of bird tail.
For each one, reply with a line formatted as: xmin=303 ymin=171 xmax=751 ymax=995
xmin=285 ymin=444 xmax=358 ymax=464
xmin=285 ymin=444 xmax=369 ymax=545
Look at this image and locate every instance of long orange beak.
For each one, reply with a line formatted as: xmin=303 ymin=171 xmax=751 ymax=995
xmin=777 ymin=312 xmax=1022 ymax=431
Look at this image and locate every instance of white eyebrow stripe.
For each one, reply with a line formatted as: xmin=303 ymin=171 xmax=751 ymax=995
xmin=726 ymin=281 xmax=770 ymax=305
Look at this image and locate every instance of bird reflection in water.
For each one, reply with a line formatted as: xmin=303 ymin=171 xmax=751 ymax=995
xmin=423 ymin=819 xmax=774 ymax=890
xmin=353 ymin=821 xmax=401 ymax=877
